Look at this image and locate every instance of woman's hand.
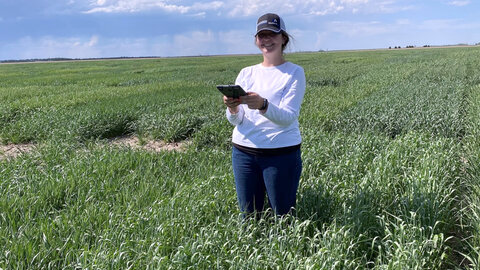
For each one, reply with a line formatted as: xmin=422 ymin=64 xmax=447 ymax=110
xmin=242 ymin=92 xmax=265 ymax=110
xmin=223 ymin=96 xmax=240 ymax=114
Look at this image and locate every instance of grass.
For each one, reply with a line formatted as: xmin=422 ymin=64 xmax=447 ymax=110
xmin=1 ymin=47 xmax=480 ymax=269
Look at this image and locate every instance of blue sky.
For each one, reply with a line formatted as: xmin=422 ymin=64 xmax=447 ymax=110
xmin=1 ymin=0 xmax=479 ymax=60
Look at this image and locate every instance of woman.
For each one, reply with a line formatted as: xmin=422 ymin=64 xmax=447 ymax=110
xmin=223 ymin=13 xmax=306 ymax=217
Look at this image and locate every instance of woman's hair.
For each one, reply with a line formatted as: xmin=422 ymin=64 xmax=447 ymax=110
xmin=281 ymin=31 xmax=291 ymax=51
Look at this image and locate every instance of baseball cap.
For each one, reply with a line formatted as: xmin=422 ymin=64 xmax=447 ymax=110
xmin=255 ymin=13 xmax=286 ymax=36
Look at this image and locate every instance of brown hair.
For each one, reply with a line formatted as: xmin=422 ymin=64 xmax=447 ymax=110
xmin=281 ymin=31 xmax=291 ymax=51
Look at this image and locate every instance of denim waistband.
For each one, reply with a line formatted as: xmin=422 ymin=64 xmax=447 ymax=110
xmin=232 ymin=143 xmax=301 ymax=157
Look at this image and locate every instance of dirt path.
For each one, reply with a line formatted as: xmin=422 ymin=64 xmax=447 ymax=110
xmin=0 ymin=143 xmax=36 ymax=160
xmin=0 ymin=136 xmax=189 ymax=161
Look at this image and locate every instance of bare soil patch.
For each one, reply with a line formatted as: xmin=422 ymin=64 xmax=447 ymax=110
xmin=0 ymin=143 xmax=36 ymax=160
xmin=0 ymin=136 xmax=188 ymax=161
xmin=109 ymin=136 xmax=190 ymax=152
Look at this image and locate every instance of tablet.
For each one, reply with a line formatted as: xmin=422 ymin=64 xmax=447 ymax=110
xmin=216 ymin=85 xmax=247 ymax=98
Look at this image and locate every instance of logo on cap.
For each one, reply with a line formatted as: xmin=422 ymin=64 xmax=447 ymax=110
xmin=268 ymin=18 xmax=279 ymax=27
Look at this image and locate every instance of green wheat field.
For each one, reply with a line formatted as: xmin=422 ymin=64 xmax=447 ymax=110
xmin=2 ymin=47 xmax=480 ymax=269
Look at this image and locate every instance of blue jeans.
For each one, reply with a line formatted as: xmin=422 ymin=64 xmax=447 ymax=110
xmin=232 ymin=146 xmax=302 ymax=216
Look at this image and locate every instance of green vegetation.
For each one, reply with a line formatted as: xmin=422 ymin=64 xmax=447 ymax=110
xmin=2 ymin=47 xmax=480 ymax=269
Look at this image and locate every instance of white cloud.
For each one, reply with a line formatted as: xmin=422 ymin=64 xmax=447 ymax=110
xmin=448 ymin=1 xmax=470 ymax=6
xmin=167 ymin=30 xmax=257 ymax=56
xmin=172 ymin=30 xmax=216 ymax=55
xmin=0 ymin=31 xmax=258 ymax=60
xmin=84 ymin=1 xmax=188 ymax=13
xmin=0 ymin=36 xmax=103 ymax=60
xmin=396 ymin=19 xmax=411 ymax=25
xmin=88 ymin=35 xmax=99 ymax=46
xmin=419 ymin=19 xmax=480 ymax=31
xmin=84 ymin=0 xmax=224 ymax=14
xmin=81 ymin=0 xmax=412 ymax=17
xmin=233 ymin=0 xmax=414 ymax=17
xmin=328 ymin=21 xmax=391 ymax=37
xmin=217 ymin=30 xmax=257 ymax=54
xmin=192 ymin=1 xmax=224 ymax=11
xmin=227 ymin=0 xmax=370 ymax=17
xmin=309 ymin=18 xmax=480 ymax=50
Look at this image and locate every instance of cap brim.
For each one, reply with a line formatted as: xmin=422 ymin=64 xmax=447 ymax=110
xmin=255 ymin=27 xmax=282 ymax=36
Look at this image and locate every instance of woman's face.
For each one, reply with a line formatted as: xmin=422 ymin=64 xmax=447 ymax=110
xmin=255 ymin=30 xmax=285 ymax=55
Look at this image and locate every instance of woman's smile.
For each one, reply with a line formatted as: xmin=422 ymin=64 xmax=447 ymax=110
xmin=261 ymin=42 xmax=276 ymax=49
xmin=257 ymin=32 xmax=283 ymax=53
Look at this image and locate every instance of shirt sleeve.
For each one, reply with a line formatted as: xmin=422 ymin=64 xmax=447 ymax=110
xmin=262 ymin=67 xmax=306 ymax=126
xmin=226 ymin=105 xmax=244 ymax=126
xmin=225 ymin=68 xmax=247 ymax=126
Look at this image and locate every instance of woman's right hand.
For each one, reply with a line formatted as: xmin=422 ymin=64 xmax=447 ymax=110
xmin=223 ymin=96 xmax=240 ymax=114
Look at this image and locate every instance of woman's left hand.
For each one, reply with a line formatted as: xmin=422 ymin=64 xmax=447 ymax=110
xmin=241 ymin=92 xmax=264 ymax=110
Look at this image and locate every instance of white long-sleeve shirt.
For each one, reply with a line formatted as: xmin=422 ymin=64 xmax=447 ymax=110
xmin=226 ymin=61 xmax=306 ymax=149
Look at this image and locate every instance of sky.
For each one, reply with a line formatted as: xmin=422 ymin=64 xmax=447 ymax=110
xmin=1 ymin=0 xmax=480 ymax=60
